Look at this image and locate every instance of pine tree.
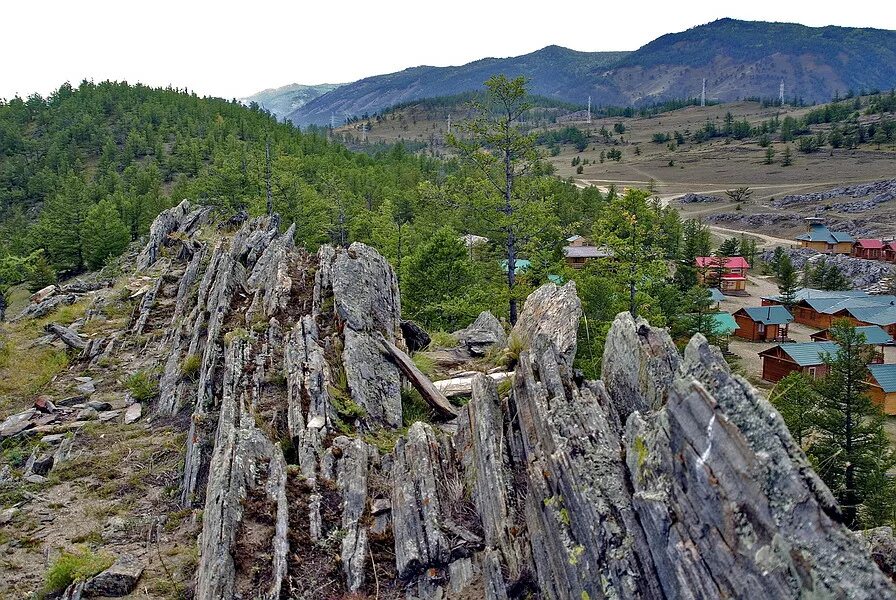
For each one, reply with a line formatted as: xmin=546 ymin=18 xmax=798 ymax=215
xmin=770 ymin=372 xmax=817 ymax=447
xmin=781 ymin=145 xmax=793 ymax=166
xmin=83 ymin=199 xmax=130 ymax=270
xmin=811 ymin=320 xmax=896 ymax=528
xmin=35 ymin=173 xmax=92 ymax=273
xmin=776 ymin=254 xmax=800 ymax=310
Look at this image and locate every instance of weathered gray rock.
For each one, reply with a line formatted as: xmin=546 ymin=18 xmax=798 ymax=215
xmin=392 ymin=422 xmax=451 ymax=579
xmin=136 ymin=199 xmax=211 ymax=270
xmin=601 ymin=311 xmax=680 ymax=423
xmin=511 ymin=281 xmax=581 ymax=369
xmin=15 ymin=293 xmax=76 ymax=321
xmin=860 ymin=527 xmax=896 ymax=582
xmin=123 ymin=402 xmax=142 ymax=424
xmin=621 ymin=331 xmax=895 ymax=599
xmin=194 ymin=338 xmax=288 ymax=600
xmin=83 ymin=555 xmax=143 ymax=597
xmin=0 ymin=409 xmax=37 ymax=438
xmin=335 ymin=436 xmax=371 ymax=592
xmin=454 ymin=311 xmax=507 ymax=356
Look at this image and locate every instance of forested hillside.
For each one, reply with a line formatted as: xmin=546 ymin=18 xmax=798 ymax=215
xmin=284 ymin=19 xmax=896 ymax=126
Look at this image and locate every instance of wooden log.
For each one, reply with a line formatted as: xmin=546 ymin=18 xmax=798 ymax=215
xmin=433 ymin=372 xmax=513 ymax=398
xmin=376 ymin=334 xmax=458 ymax=419
xmin=44 ymin=323 xmax=87 ymax=350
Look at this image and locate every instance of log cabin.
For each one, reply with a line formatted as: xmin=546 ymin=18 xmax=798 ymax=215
xmin=732 ymin=306 xmax=793 ymax=342
xmin=695 ymin=256 xmax=750 ymax=294
xmin=867 ymin=364 xmax=896 ymax=415
xmin=759 ymin=342 xmax=838 ymax=383
xmin=810 ymin=324 xmax=892 ymax=363
xmin=852 ymin=239 xmax=885 ymax=260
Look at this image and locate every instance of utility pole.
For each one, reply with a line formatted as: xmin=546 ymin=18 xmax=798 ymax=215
xmin=447 ymin=114 xmax=451 ymax=135
xmin=265 ymin=137 xmax=272 ymax=215
xmin=780 ymin=80 xmax=785 ymax=106
xmin=587 ymin=96 xmax=592 ymax=123
xmin=701 ymin=78 xmax=706 ymax=107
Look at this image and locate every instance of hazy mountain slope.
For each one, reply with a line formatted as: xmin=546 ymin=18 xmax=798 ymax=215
xmin=607 ymin=18 xmax=896 ymax=105
xmin=285 ymin=19 xmax=896 ymax=127
xmin=241 ymin=82 xmax=341 ymax=119
xmin=287 ymin=46 xmax=627 ymax=126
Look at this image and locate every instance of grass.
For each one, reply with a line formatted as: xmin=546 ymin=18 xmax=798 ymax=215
xmin=401 ymin=387 xmax=434 ymax=427
xmin=180 ymin=354 xmax=201 ymax=379
xmin=42 ymin=547 xmax=113 ymax=596
xmin=125 ymin=370 xmax=159 ymax=403
xmin=0 ymin=338 xmax=69 ymax=415
xmin=411 ymin=353 xmax=435 ymax=378
xmin=428 ymin=331 xmax=458 ymax=349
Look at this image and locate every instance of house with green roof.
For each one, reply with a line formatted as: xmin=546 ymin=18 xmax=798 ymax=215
xmin=733 ymin=306 xmax=793 ymax=342
xmin=811 ymin=325 xmax=892 ymax=363
xmin=759 ymin=341 xmax=839 ymax=382
xmin=868 ymin=364 xmax=896 ymax=415
xmin=795 ymin=217 xmax=855 ymax=254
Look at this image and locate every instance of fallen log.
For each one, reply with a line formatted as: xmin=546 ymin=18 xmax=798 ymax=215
xmin=376 ymin=334 xmax=458 ymax=419
xmin=433 ymin=372 xmax=514 ymax=398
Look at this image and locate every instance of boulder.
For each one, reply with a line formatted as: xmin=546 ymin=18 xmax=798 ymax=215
xmin=30 ymin=285 xmax=57 ymax=304
xmin=83 ymin=555 xmax=144 ymax=597
xmin=454 ymin=311 xmax=506 ymax=356
xmin=401 ymin=319 xmax=431 ymax=353
xmin=123 ymin=403 xmax=142 ymax=425
xmin=510 ymin=281 xmax=580 ymax=368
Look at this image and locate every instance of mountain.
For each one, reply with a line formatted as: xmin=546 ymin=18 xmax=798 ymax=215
xmin=286 ymin=46 xmax=626 ymax=126
xmin=241 ymin=82 xmax=341 ymax=119
xmin=285 ymin=19 xmax=896 ymax=126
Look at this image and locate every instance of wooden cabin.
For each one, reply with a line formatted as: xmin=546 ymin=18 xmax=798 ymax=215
xmin=867 ymin=364 xmax=896 ymax=415
xmin=732 ymin=306 xmax=793 ymax=342
xmin=885 ymin=241 xmax=896 ymax=262
xmin=759 ymin=342 xmax=838 ymax=383
xmin=852 ymin=239 xmax=885 ymax=260
xmin=695 ymin=256 xmax=750 ymax=294
xmin=763 ymin=289 xmax=896 ymax=332
xmin=810 ymin=324 xmax=891 ymax=363
xmin=562 ymin=236 xmax=613 ymax=269
xmin=795 ymin=217 xmax=855 ymax=254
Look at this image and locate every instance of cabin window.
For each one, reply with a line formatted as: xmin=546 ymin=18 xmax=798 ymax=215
xmin=808 ymin=367 xmax=817 ymax=379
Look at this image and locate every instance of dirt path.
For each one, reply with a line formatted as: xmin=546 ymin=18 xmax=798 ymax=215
xmin=705 ymin=225 xmax=793 ymax=249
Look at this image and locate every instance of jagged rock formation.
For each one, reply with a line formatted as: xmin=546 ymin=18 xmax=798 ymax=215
xmin=119 ymin=206 xmax=896 ymax=599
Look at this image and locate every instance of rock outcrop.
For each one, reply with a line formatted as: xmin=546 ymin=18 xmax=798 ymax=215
xmin=117 ymin=205 xmax=896 ymax=599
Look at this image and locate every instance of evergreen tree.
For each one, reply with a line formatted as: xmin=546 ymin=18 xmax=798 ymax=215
xmin=776 ymin=254 xmax=800 ymax=309
xmin=34 ymin=173 xmax=92 ymax=273
xmin=402 ymin=226 xmax=475 ymax=331
xmin=770 ymin=372 xmax=817 ymax=447
xmin=448 ymin=75 xmax=543 ymax=325
xmin=781 ymin=145 xmax=793 ymax=166
xmin=812 ymin=320 xmax=896 ymax=528
xmin=82 ymin=199 xmax=130 ymax=270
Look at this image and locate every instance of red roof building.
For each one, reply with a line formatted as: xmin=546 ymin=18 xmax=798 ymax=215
xmin=853 ymin=239 xmax=885 ymax=260
xmin=696 ymin=256 xmax=750 ymax=294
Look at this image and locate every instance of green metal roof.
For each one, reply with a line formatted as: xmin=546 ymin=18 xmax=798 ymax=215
xmin=795 ymin=223 xmax=855 ymax=245
xmin=711 ymin=313 xmax=738 ymax=334
xmin=869 ymin=364 xmax=896 ymax=393
xmin=500 ymin=259 xmax=531 ymax=274
xmin=813 ymin=325 xmax=893 ymax=345
xmin=762 ymin=341 xmax=839 ymax=367
xmin=739 ymin=306 xmax=793 ymax=325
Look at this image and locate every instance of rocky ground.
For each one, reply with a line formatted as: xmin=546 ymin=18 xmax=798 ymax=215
xmin=761 ymin=247 xmax=896 ymax=291
xmin=2 ymin=203 xmax=896 ymax=598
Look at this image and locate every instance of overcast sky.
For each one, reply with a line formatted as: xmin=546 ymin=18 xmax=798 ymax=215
xmin=3 ymin=1 xmax=895 ymax=101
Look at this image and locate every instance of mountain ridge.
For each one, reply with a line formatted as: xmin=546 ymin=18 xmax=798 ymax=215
xmin=268 ymin=19 xmax=896 ymax=126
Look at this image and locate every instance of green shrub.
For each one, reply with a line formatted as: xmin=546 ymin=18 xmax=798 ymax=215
xmin=43 ymin=548 xmax=113 ymax=595
xmin=126 ymin=371 xmax=159 ymax=403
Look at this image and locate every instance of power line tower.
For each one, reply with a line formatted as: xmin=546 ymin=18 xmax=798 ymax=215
xmin=701 ymin=78 xmax=706 ymax=107
xmin=779 ymin=80 xmax=785 ymax=106
xmin=587 ymin=96 xmax=592 ymax=123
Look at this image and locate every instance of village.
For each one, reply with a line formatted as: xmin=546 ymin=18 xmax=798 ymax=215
xmin=544 ymin=217 xmax=896 ymax=415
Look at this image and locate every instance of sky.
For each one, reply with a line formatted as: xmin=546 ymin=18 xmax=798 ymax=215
xmin=3 ymin=0 xmax=896 ymax=101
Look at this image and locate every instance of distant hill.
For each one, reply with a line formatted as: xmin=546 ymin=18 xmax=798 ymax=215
xmin=281 ymin=19 xmax=896 ymax=127
xmin=241 ymin=83 xmax=341 ymax=120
